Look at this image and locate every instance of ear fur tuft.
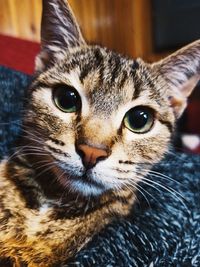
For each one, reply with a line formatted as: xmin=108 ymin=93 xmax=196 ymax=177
xmin=35 ymin=0 xmax=86 ymax=73
xmin=152 ymin=40 xmax=200 ymax=118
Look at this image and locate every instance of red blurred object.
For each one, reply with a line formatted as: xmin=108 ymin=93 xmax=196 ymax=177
xmin=187 ymin=101 xmax=200 ymax=135
xmin=0 ymin=34 xmax=40 ymax=75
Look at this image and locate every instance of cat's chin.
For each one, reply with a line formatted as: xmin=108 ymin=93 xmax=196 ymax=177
xmin=70 ymin=178 xmax=106 ymax=197
xmin=67 ymin=172 xmax=113 ymax=197
xmin=53 ymin=166 xmax=112 ymax=196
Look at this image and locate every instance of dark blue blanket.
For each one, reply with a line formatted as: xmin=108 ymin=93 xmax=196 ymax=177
xmin=0 ymin=65 xmax=200 ymax=267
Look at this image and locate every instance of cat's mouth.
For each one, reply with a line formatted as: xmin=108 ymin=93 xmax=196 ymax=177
xmin=54 ymin=163 xmax=110 ymax=196
xmin=77 ymin=171 xmax=104 ymax=188
xmin=69 ymin=171 xmax=108 ymax=196
xmin=50 ymin=156 xmax=117 ymax=196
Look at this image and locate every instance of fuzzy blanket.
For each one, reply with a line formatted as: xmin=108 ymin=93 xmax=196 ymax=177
xmin=0 ymin=65 xmax=200 ymax=267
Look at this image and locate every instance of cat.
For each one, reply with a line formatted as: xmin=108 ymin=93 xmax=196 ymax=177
xmin=0 ymin=0 xmax=200 ymax=266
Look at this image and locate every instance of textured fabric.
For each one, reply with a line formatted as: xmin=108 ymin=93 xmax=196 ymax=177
xmin=68 ymin=154 xmax=200 ymax=267
xmin=0 ymin=65 xmax=200 ymax=267
xmin=0 ymin=66 xmax=32 ymax=157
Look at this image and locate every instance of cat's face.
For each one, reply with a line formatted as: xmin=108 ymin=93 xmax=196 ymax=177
xmin=23 ymin=0 xmax=200 ymax=197
xmin=28 ymin=46 xmax=173 ymax=196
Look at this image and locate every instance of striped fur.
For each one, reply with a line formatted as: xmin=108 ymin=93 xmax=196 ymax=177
xmin=0 ymin=0 xmax=200 ymax=265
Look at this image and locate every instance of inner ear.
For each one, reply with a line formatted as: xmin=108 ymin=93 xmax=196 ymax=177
xmin=168 ymin=74 xmax=200 ymax=117
xmin=152 ymin=40 xmax=200 ymax=118
xmin=35 ymin=0 xmax=86 ymax=73
xmin=178 ymin=74 xmax=200 ymax=98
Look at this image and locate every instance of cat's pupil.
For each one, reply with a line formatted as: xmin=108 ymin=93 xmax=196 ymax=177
xmin=130 ymin=109 xmax=148 ymax=128
xmin=124 ymin=106 xmax=154 ymax=133
xmin=53 ymin=85 xmax=81 ymax=113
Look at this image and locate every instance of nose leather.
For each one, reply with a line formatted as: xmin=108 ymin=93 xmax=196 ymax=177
xmin=77 ymin=144 xmax=108 ymax=169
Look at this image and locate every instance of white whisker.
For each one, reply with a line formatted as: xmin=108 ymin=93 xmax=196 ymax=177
xmin=34 ymin=161 xmax=56 ymax=171
xmin=35 ymin=163 xmax=56 ymax=178
xmin=138 ymin=177 xmax=189 ymax=213
xmin=125 ymin=179 xmax=157 ymax=207
xmin=123 ymin=181 xmax=151 ymax=209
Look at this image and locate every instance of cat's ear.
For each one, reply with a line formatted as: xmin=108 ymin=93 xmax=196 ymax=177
xmin=152 ymin=40 xmax=200 ymax=118
xmin=35 ymin=0 xmax=86 ymax=73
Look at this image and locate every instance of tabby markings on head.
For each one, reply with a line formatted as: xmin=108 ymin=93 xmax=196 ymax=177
xmin=30 ymin=0 xmax=200 ymax=197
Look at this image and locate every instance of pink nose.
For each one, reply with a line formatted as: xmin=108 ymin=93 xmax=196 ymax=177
xmin=77 ymin=144 xmax=108 ymax=169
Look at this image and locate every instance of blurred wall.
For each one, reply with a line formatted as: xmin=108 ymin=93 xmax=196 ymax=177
xmin=0 ymin=0 xmax=153 ymax=60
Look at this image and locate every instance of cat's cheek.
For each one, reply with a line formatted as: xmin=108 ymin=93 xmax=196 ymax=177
xmin=121 ymin=121 xmax=171 ymax=163
xmin=92 ymin=150 xmax=136 ymax=187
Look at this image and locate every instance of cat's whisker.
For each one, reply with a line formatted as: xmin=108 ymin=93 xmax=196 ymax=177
xmin=21 ymin=131 xmax=45 ymax=145
xmin=62 ymin=174 xmax=79 ymax=197
xmin=109 ymin=175 xmax=146 ymax=208
xmin=124 ymin=179 xmax=157 ymax=207
xmin=135 ymin=172 xmax=184 ymax=198
xmin=15 ymin=144 xmax=45 ymax=151
xmin=143 ymin=169 xmax=181 ymax=185
xmin=137 ymin=176 xmax=190 ymax=213
xmin=19 ymin=137 xmax=44 ymax=147
xmin=13 ymin=145 xmax=48 ymax=155
xmin=8 ymin=144 xmax=47 ymax=161
xmin=22 ymin=133 xmax=44 ymax=142
xmin=21 ymin=125 xmax=44 ymax=136
xmin=54 ymin=171 xmax=70 ymax=204
xmin=139 ymin=179 xmax=190 ymax=213
xmin=58 ymin=192 xmax=68 ymax=207
xmin=113 ymin=170 xmax=189 ymax=212
xmin=34 ymin=161 xmax=57 ymax=171
xmin=33 ymin=159 xmax=53 ymax=166
xmin=35 ymin=163 xmax=56 ymax=178
xmin=41 ymin=166 xmax=64 ymax=196
xmin=114 ymin=183 xmax=142 ymax=208
xmin=11 ymin=152 xmax=51 ymax=160
xmin=20 ymin=148 xmax=48 ymax=156
xmin=121 ymin=180 xmax=152 ymax=209
xmin=6 ymin=146 xmax=27 ymax=161
xmin=114 ymin=165 xmax=181 ymax=187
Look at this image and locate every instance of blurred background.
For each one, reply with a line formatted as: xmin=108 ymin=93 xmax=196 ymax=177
xmin=0 ymin=0 xmax=200 ymax=153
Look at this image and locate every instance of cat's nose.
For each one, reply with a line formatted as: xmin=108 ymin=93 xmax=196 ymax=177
xmin=77 ymin=144 xmax=108 ymax=169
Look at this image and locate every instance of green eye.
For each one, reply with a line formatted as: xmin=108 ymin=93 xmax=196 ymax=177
xmin=53 ymin=84 xmax=81 ymax=113
xmin=124 ymin=106 xmax=154 ymax=133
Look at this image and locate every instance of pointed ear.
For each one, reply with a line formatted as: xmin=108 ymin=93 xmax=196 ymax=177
xmin=152 ymin=40 xmax=200 ymax=118
xmin=35 ymin=0 xmax=86 ymax=73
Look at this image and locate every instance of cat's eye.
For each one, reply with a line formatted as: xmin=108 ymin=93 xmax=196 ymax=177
xmin=124 ymin=106 xmax=154 ymax=133
xmin=53 ymin=84 xmax=81 ymax=113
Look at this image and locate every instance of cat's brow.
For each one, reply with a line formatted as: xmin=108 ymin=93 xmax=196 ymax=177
xmin=30 ymin=81 xmax=50 ymax=91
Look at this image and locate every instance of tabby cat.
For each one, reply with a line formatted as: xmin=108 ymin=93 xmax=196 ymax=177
xmin=0 ymin=0 xmax=200 ymax=266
